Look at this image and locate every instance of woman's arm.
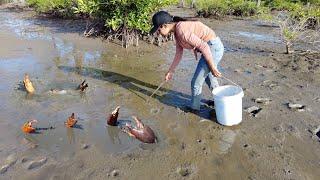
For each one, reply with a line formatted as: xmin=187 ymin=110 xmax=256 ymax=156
xmin=168 ymin=44 xmax=183 ymax=73
xmin=185 ymin=32 xmax=221 ymax=77
xmin=165 ymin=43 xmax=183 ymax=81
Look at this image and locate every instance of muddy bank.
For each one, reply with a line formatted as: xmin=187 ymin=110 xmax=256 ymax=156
xmin=0 ymin=6 xmax=320 ymax=180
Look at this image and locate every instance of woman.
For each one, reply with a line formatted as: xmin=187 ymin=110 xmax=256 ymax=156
xmin=150 ymin=11 xmax=224 ymax=112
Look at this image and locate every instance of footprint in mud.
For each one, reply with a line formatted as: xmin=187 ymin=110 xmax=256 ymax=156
xmin=176 ymin=166 xmax=190 ymax=177
xmin=286 ymin=124 xmax=301 ymax=138
xmin=139 ymin=143 xmax=158 ymax=151
xmin=260 ymin=80 xmax=279 ymax=90
xmin=150 ymin=108 xmax=160 ymax=114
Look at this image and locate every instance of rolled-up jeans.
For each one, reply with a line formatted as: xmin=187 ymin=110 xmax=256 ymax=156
xmin=191 ymin=37 xmax=224 ymax=110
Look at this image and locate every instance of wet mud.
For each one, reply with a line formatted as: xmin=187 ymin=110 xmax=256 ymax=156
xmin=0 ymin=6 xmax=320 ymax=180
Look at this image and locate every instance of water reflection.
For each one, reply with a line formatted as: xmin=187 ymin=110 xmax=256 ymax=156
xmin=106 ymin=119 xmax=132 ymax=145
xmin=238 ymin=31 xmax=280 ymax=43
xmin=58 ymin=66 xmax=216 ymax=119
xmin=21 ymin=134 xmax=39 ymax=148
xmin=107 ymin=126 xmax=122 ymax=145
xmin=66 ymin=128 xmax=75 ymax=144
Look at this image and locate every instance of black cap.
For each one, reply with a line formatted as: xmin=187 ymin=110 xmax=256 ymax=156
xmin=150 ymin=11 xmax=173 ymax=34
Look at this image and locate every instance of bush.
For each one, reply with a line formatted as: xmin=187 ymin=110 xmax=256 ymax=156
xmin=262 ymin=0 xmax=320 ymax=28
xmin=27 ymin=0 xmax=74 ymax=14
xmin=231 ymin=0 xmax=257 ymax=16
xmin=27 ymin=0 xmax=176 ymax=33
xmin=196 ymin=0 xmax=228 ymax=17
xmin=258 ymin=0 xmax=320 ymax=54
xmin=196 ymin=0 xmax=258 ymax=18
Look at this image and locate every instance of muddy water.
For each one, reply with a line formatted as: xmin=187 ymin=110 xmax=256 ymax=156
xmin=0 ymin=7 xmax=320 ymax=180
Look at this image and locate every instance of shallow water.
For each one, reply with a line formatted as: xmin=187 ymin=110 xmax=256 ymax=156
xmin=237 ymin=31 xmax=281 ymax=43
xmin=0 ymin=8 xmax=319 ymax=180
xmin=0 ymin=9 xmax=222 ymax=162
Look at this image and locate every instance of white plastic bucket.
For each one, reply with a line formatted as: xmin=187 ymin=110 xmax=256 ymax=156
xmin=212 ymin=85 xmax=244 ymax=126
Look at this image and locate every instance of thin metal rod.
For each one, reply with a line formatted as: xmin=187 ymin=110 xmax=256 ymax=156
xmin=149 ymin=81 xmax=166 ymax=98
xmin=221 ymin=76 xmax=240 ymax=87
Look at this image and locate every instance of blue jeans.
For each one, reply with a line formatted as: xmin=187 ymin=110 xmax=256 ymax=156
xmin=191 ymin=37 xmax=224 ymax=110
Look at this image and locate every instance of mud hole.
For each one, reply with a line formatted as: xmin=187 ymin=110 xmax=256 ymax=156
xmin=0 ymin=6 xmax=320 ymax=180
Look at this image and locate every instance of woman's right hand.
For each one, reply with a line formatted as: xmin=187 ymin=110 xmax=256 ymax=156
xmin=165 ymin=71 xmax=174 ymax=82
xmin=212 ymin=69 xmax=222 ymax=77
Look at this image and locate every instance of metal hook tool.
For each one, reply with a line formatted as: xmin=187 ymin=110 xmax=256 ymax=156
xmin=148 ymin=80 xmax=166 ymax=101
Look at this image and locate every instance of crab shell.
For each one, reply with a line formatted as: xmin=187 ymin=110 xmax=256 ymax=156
xmin=107 ymin=106 xmax=120 ymax=126
xmin=65 ymin=113 xmax=77 ymax=128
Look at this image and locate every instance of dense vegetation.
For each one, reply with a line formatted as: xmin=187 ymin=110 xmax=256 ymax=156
xmin=26 ymin=0 xmax=319 ymax=31
xmin=194 ymin=0 xmax=258 ymax=17
xmin=25 ymin=0 xmax=319 ymax=50
xmin=192 ymin=0 xmax=319 ymax=20
xmin=180 ymin=0 xmax=319 ymax=53
xmin=26 ymin=0 xmax=176 ymax=47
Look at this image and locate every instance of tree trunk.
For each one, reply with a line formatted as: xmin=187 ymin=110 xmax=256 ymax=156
xmin=256 ymin=0 xmax=261 ymax=7
xmin=286 ymin=41 xmax=294 ymax=54
xmin=179 ymin=0 xmax=184 ymax=8
xmin=190 ymin=0 xmax=196 ymax=8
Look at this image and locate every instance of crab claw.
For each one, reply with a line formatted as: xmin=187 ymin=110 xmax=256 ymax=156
xmin=77 ymin=80 xmax=88 ymax=92
xmin=23 ymin=74 xmax=35 ymax=94
xmin=107 ymin=106 xmax=120 ymax=126
xmin=125 ymin=122 xmax=131 ymax=128
xmin=29 ymin=119 xmax=38 ymax=125
xmin=122 ymin=123 xmax=136 ymax=137
xmin=125 ymin=116 xmax=156 ymax=143
xmin=113 ymin=106 xmax=120 ymax=114
xmin=132 ymin=116 xmax=144 ymax=129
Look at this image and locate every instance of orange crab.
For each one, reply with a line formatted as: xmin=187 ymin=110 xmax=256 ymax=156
xmin=21 ymin=120 xmax=38 ymax=133
xmin=65 ymin=113 xmax=78 ymax=128
xmin=23 ymin=74 xmax=35 ymax=93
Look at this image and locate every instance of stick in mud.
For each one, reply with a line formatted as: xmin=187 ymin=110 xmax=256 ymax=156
xmin=148 ymin=80 xmax=166 ymax=102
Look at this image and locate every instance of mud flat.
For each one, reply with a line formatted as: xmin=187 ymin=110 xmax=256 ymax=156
xmin=0 ymin=5 xmax=319 ymax=180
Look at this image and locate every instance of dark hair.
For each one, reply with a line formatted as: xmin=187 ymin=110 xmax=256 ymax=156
xmin=150 ymin=11 xmax=198 ymax=34
xmin=172 ymin=16 xmax=198 ymax=22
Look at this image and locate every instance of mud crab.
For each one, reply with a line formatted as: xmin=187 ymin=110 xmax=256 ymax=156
xmin=65 ymin=113 xmax=78 ymax=128
xmin=124 ymin=116 xmax=156 ymax=144
xmin=21 ymin=120 xmax=38 ymax=133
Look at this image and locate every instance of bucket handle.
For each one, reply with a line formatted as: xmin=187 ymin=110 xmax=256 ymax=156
xmin=220 ymin=76 xmax=241 ymax=88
